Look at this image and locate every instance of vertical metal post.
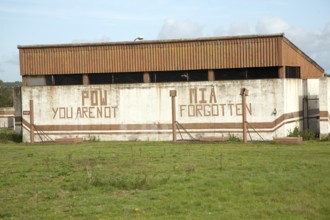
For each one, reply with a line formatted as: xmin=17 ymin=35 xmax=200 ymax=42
xmin=208 ymin=69 xmax=215 ymax=81
xmin=29 ymin=100 xmax=34 ymax=144
xmin=82 ymin=74 xmax=89 ymax=85
xmin=143 ymin=72 xmax=151 ymax=83
xmin=240 ymin=88 xmax=249 ymax=144
xmin=170 ymin=90 xmax=177 ymax=143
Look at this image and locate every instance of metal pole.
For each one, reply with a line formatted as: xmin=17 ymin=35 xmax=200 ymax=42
xmin=170 ymin=90 xmax=177 ymax=143
xmin=29 ymin=100 xmax=34 ymax=144
xmin=241 ymin=88 xmax=248 ymax=144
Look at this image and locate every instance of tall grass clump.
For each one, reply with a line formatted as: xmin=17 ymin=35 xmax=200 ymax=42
xmin=228 ymin=134 xmax=241 ymax=142
xmin=0 ymin=129 xmax=21 ymax=143
xmin=287 ymin=126 xmax=316 ymax=140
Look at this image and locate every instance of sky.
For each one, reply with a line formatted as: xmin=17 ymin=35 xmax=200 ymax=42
xmin=0 ymin=0 xmax=329 ymax=82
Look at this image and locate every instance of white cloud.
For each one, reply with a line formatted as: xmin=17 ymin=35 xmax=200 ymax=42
xmin=256 ymin=17 xmax=290 ymax=34
xmin=214 ymin=22 xmax=251 ymax=36
xmin=255 ymin=17 xmax=330 ymax=74
xmin=228 ymin=22 xmax=251 ymax=36
xmin=212 ymin=17 xmax=330 ymax=74
xmin=157 ymin=19 xmax=204 ymax=39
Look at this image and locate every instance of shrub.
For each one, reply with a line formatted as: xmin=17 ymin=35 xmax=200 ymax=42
xmin=300 ymin=129 xmax=317 ymax=141
xmin=287 ymin=127 xmax=300 ymax=137
xmin=228 ymin=134 xmax=241 ymax=142
xmin=287 ymin=126 xmax=316 ymax=141
xmin=0 ymin=129 xmax=22 ymax=143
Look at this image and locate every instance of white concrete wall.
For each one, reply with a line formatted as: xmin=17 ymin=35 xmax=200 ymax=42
xmin=307 ymin=79 xmax=320 ymax=96
xmin=21 ymin=79 xmax=306 ymax=142
xmin=319 ymin=77 xmax=330 ymax=137
xmin=282 ymin=79 xmax=303 ymax=136
xmin=0 ymin=107 xmax=15 ymax=129
xmin=305 ymin=79 xmax=321 ymax=135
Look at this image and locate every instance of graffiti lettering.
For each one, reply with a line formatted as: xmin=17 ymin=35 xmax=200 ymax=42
xmin=82 ymin=89 xmax=107 ymax=106
xmin=189 ymin=87 xmax=217 ymax=104
xmin=180 ymin=87 xmax=252 ymax=118
xmin=52 ymin=88 xmax=118 ymax=120
xmin=52 ymin=106 xmax=118 ymax=119
xmin=179 ymin=103 xmax=252 ymax=117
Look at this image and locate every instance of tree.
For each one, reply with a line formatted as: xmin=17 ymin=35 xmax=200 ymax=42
xmin=0 ymin=88 xmax=13 ymax=107
xmin=0 ymin=80 xmax=21 ymax=107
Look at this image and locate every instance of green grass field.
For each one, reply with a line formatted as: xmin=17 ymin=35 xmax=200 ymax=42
xmin=0 ymin=141 xmax=329 ymax=219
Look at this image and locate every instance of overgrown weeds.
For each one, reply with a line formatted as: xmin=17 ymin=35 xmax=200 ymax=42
xmin=287 ymin=126 xmax=317 ymax=140
xmin=0 ymin=129 xmax=21 ymax=143
xmin=228 ymin=134 xmax=241 ymax=142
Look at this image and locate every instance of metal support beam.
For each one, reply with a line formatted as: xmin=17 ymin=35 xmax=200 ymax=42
xmin=29 ymin=100 xmax=34 ymax=144
xmin=208 ymin=69 xmax=215 ymax=81
xmin=240 ymin=88 xmax=249 ymax=144
xmin=83 ymin=74 xmax=89 ymax=85
xmin=279 ymin=66 xmax=286 ymax=78
xmin=170 ymin=90 xmax=177 ymax=143
xmin=143 ymin=72 xmax=151 ymax=83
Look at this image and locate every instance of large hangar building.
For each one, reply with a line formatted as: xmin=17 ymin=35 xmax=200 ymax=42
xmin=16 ymin=34 xmax=330 ymax=142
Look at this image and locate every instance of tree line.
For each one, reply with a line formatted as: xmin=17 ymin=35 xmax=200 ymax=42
xmin=0 ymin=80 xmax=22 ymax=107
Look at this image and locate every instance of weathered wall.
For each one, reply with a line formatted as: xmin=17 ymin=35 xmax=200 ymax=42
xmin=304 ymin=79 xmax=320 ymax=135
xmin=306 ymin=79 xmax=320 ymax=96
xmin=21 ymin=79 xmax=305 ymax=142
xmin=0 ymin=107 xmax=15 ymax=129
xmin=319 ymin=77 xmax=330 ymax=137
xmin=282 ymin=79 xmax=304 ymax=136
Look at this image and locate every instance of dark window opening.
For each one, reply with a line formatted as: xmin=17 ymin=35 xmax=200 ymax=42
xmin=89 ymin=73 xmax=113 ymax=84
xmin=150 ymin=70 xmax=208 ymax=83
xmin=247 ymin=67 xmax=279 ymax=79
xmin=286 ymin=66 xmax=300 ymax=78
xmin=214 ymin=67 xmax=279 ymax=80
xmin=53 ymin=74 xmax=83 ymax=85
xmin=215 ymin=68 xmax=247 ymax=80
xmin=112 ymin=72 xmax=144 ymax=84
xmin=44 ymin=67 xmax=282 ymax=86
xmin=45 ymin=76 xmax=54 ymax=85
xmin=89 ymin=72 xmax=144 ymax=84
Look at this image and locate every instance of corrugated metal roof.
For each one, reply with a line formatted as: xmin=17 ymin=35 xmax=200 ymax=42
xmin=18 ymin=34 xmax=324 ymax=78
xmin=17 ymin=34 xmax=284 ymax=49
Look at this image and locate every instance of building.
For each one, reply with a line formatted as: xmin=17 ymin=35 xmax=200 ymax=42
xmin=0 ymin=107 xmax=15 ymax=129
xmin=16 ymin=34 xmax=330 ymax=142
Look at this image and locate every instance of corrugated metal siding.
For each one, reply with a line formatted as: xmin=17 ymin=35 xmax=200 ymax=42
xmin=19 ymin=36 xmax=282 ymax=75
xmin=282 ymin=39 xmax=324 ymax=79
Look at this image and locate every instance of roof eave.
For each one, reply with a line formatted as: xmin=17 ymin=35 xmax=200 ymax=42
xmin=17 ymin=33 xmax=285 ymax=49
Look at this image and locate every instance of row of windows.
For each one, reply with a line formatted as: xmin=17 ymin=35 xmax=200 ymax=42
xmin=25 ymin=67 xmax=301 ymax=86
